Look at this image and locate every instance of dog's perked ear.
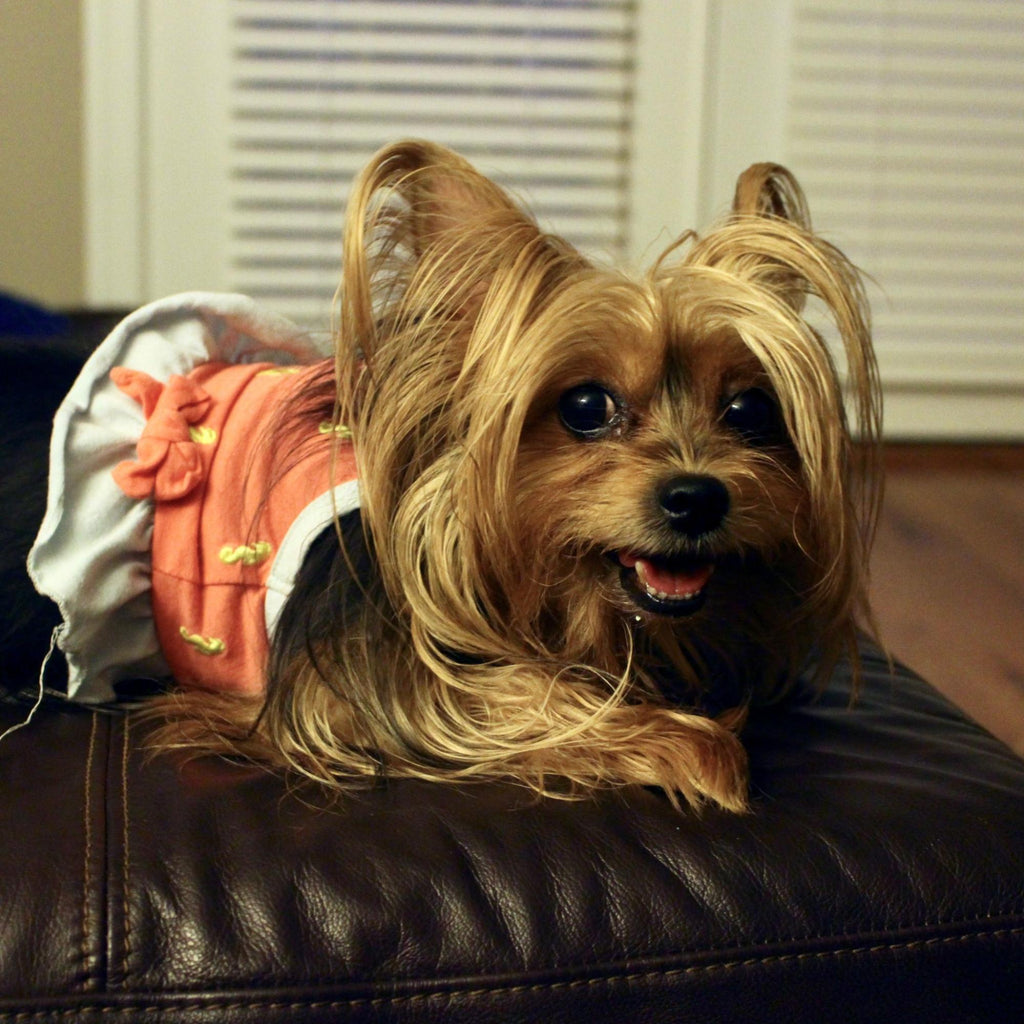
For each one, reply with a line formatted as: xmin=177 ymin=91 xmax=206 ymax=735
xmin=337 ymin=140 xmax=576 ymax=362
xmin=723 ymin=163 xmax=819 ymax=315
xmin=694 ymin=164 xmax=880 ymax=453
xmin=339 ymin=141 xmax=496 ymax=352
xmin=348 ymin=139 xmax=520 ymax=256
xmin=731 ymin=162 xmax=812 ymax=231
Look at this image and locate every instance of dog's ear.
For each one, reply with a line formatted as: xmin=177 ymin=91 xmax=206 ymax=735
xmin=720 ymin=162 xmax=818 ymax=315
xmin=352 ymin=140 xmax=522 ymax=255
xmin=731 ymin=163 xmax=811 ymax=231
xmin=339 ymin=140 xmax=559 ymax=351
xmin=406 ymin=146 xmax=520 ymax=258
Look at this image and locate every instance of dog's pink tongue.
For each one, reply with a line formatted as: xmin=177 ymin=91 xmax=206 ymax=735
xmin=620 ymin=554 xmax=714 ymax=597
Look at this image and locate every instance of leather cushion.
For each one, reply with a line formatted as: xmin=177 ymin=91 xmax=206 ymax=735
xmin=1 ymin=643 xmax=1021 ymax=1022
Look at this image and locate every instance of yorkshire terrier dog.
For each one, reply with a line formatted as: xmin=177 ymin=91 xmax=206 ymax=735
xmin=5 ymin=141 xmax=881 ymax=811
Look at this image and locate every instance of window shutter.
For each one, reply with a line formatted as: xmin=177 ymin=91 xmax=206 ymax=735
xmin=784 ymin=0 xmax=1024 ymax=419
xmin=225 ymin=0 xmax=637 ymax=325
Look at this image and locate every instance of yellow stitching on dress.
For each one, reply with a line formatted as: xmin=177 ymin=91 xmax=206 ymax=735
xmin=178 ymin=627 xmax=226 ymax=656
xmin=257 ymin=366 xmax=301 ymax=377
xmin=219 ymin=542 xmax=273 ymax=566
xmin=188 ymin=425 xmax=218 ymax=444
xmin=318 ymin=421 xmax=352 ymax=439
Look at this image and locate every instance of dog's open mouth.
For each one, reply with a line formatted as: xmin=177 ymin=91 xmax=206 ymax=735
xmin=615 ymin=551 xmax=714 ymax=617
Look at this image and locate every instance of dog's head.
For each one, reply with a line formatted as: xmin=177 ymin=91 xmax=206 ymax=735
xmin=335 ymin=141 xmax=881 ymax=703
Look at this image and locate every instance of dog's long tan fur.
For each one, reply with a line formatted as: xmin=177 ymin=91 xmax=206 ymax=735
xmin=147 ymin=141 xmax=881 ymax=811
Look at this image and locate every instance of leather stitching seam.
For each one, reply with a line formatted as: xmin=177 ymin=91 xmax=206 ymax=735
xmin=79 ymin=714 xmax=98 ymax=992
xmin=121 ymin=715 xmax=132 ymax=984
xmin=3 ymin=925 xmax=1020 ymax=1020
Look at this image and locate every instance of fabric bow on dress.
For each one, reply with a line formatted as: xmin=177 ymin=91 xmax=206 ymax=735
xmin=111 ymin=368 xmax=213 ymax=501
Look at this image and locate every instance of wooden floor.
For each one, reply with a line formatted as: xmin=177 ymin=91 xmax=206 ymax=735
xmin=870 ymin=445 xmax=1024 ymax=757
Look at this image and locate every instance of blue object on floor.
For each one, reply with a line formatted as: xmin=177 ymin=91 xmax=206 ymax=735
xmin=0 ymin=292 xmax=70 ymax=337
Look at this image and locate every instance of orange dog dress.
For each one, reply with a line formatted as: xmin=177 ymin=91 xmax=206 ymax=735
xmin=110 ymin=360 xmax=355 ymax=694
xmin=28 ymin=293 xmax=360 ymax=703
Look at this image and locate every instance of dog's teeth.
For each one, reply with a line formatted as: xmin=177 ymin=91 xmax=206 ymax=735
xmin=633 ymin=557 xmax=713 ymax=601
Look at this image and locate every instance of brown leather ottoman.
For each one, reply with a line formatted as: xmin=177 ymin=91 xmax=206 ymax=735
xmin=1 ymin=642 xmax=1021 ymax=1022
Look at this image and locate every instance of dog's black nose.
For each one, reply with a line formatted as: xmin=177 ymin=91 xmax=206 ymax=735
xmin=657 ymin=475 xmax=730 ymax=538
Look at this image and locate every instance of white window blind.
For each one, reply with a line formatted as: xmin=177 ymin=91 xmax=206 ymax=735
xmin=783 ymin=0 xmax=1024 ymax=430
xmin=225 ymin=0 xmax=636 ymax=325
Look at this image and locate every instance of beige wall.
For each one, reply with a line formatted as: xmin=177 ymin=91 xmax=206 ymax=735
xmin=0 ymin=0 xmax=84 ymax=308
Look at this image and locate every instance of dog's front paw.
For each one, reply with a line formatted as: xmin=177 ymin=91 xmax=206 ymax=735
xmin=641 ymin=707 xmax=750 ymax=812
xmin=551 ymin=703 xmax=750 ymax=812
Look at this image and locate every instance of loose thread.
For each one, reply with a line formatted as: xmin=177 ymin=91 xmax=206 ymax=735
xmin=0 ymin=626 xmax=57 ymax=744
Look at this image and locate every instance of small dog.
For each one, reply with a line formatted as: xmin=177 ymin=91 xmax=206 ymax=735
xmin=7 ymin=141 xmax=881 ymax=811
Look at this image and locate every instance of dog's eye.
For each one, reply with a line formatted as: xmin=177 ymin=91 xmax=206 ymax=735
xmin=558 ymin=384 xmax=619 ymax=439
xmin=722 ymin=388 xmax=783 ymax=445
